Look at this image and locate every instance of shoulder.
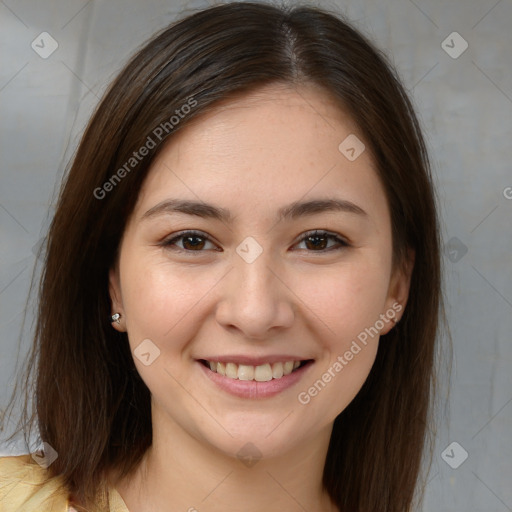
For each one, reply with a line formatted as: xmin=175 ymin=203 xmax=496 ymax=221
xmin=0 ymin=453 xmax=69 ymax=512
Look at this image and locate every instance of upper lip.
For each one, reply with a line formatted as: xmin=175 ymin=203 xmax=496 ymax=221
xmin=197 ymin=355 xmax=314 ymax=366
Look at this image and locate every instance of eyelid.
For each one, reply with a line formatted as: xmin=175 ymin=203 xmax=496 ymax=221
xmin=161 ymin=229 xmax=350 ymax=254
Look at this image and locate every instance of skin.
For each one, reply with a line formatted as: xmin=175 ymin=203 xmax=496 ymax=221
xmin=108 ymin=82 xmax=414 ymax=512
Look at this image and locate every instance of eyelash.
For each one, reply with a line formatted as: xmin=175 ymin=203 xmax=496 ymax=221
xmin=161 ymin=229 xmax=350 ymax=255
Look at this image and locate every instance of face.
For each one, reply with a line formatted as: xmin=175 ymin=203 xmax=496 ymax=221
xmin=109 ymin=82 xmax=413 ymax=460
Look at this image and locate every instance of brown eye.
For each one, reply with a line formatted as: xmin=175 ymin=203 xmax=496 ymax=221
xmin=163 ymin=231 xmax=217 ymax=253
xmin=295 ymin=230 xmax=349 ymax=252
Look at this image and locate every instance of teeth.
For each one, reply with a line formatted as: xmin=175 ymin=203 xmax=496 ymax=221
xmin=283 ymin=361 xmax=294 ymax=375
xmin=272 ymin=362 xmax=284 ymax=378
xmin=216 ymin=362 xmax=226 ymax=376
xmin=226 ymin=362 xmax=238 ymax=379
xmin=238 ymin=364 xmax=254 ymax=381
xmin=204 ymin=360 xmax=305 ymax=380
xmin=254 ymin=363 xmax=272 ymax=382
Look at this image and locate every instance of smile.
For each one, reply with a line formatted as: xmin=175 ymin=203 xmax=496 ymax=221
xmin=196 ymin=358 xmax=315 ymax=399
xmin=199 ymin=359 xmax=310 ymax=381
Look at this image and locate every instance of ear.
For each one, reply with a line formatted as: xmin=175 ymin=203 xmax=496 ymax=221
xmin=109 ymin=265 xmax=126 ymax=332
xmin=380 ymin=247 xmax=415 ymax=335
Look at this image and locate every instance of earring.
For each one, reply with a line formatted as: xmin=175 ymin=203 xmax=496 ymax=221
xmin=111 ymin=313 xmax=121 ymax=324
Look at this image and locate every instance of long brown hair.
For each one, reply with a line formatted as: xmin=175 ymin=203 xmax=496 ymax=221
xmin=3 ymin=2 xmax=449 ymax=510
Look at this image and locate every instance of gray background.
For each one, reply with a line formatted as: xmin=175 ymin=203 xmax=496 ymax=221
xmin=0 ymin=1 xmax=511 ymax=511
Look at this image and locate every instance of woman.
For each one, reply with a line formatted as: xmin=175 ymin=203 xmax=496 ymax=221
xmin=0 ymin=2 xmax=445 ymax=511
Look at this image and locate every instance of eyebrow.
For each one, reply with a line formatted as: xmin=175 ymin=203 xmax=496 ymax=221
xmin=141 ymin=197 xmax=368 ymax=223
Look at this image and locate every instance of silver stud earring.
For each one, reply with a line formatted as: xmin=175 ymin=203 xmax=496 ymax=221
xmin=111 ymin=313 xmax=121 ymax=324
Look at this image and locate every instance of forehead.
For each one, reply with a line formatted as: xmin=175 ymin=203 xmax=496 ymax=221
xmin=161 ymin=82 xmax=364 ymax=163
xmin=134 ymin=83 xmax=387 ymax=226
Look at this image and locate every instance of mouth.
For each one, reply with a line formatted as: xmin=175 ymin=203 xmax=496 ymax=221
xmin=196 ymin=357 xmax=315 ymax=399
xmin=198 ymin=359 xmax=314 ymax=381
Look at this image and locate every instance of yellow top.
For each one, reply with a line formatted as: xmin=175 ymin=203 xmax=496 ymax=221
xmin=0 ymin=454 xmax=129 ymax=512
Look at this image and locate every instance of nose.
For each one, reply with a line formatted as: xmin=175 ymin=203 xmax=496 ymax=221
xmin=215 ymin=245 xmax=295 ymax=340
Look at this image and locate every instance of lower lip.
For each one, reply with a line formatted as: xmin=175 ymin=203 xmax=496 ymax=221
xmin=196 ymin=360 xmax=314 ymax=399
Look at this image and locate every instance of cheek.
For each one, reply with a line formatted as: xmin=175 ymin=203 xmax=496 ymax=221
xmin=289 ymin=255 xmax=389 ymax=404
xmin=122 ymin=263 xmax=210 ymax=343
xmin=118 ymin=258 xmax=217 ymax=400
xmin=292 ymin=256 xmax=391 ymax=342
xmin=291 ymin=265 xmax=387 ymax=422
